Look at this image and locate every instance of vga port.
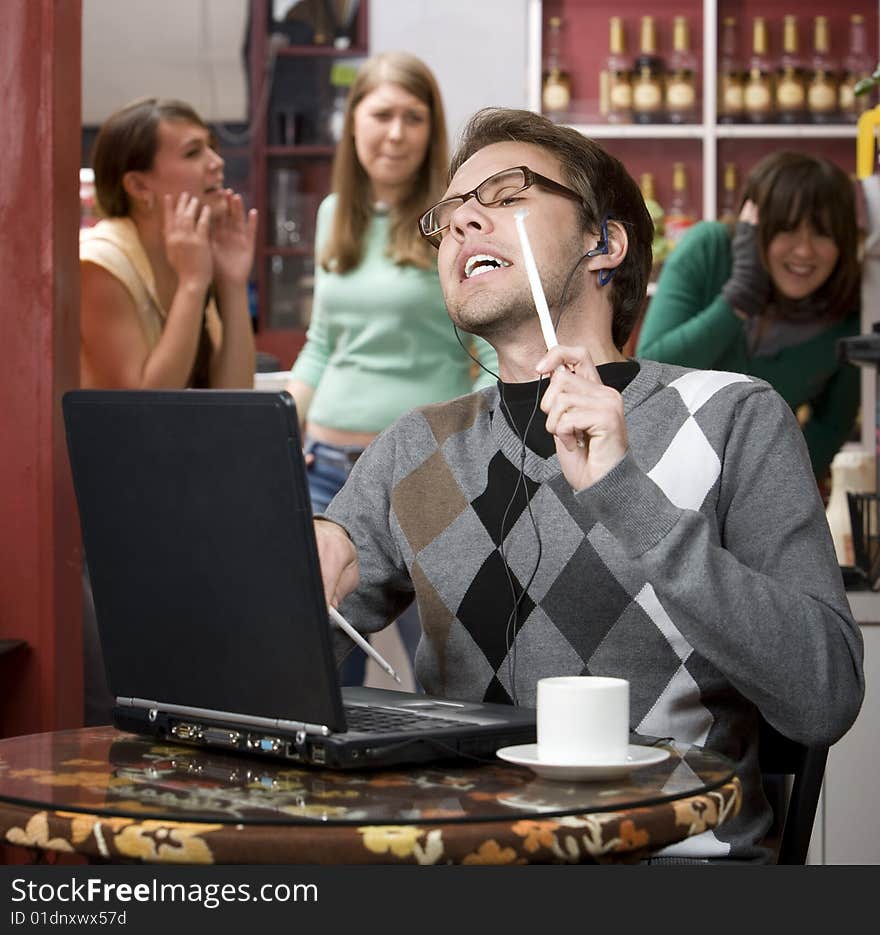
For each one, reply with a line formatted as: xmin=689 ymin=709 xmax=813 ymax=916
xmin=248 ymin=735 xmax=283 ymax=754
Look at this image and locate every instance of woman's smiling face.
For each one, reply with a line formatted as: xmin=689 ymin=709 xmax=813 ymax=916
xmin=765 ymin=220 xmax=839 ymax=301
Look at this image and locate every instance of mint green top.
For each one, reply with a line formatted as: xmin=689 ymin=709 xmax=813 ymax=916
xmin=636 ymin=221 xmax=860 ymax=479
xmin=290 ymin=194 xmax=497 ymax=432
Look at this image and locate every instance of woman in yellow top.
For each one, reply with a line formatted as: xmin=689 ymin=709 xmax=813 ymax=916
xmin=79 ymin=98 xmax=258 ymax=724
xmin=80 ymin=96 xmax=257 ymax=390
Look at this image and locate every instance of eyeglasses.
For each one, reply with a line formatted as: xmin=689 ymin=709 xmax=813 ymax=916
xmin=418 ymin=165 xmax=583 ymax=248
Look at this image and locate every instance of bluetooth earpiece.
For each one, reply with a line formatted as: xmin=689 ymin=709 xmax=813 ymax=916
xmin=583 ymin=216 xmax=616 ymax=285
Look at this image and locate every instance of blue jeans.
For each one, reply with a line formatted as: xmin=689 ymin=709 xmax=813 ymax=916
xmin=305 ymin=438 xmax=422 ymax=690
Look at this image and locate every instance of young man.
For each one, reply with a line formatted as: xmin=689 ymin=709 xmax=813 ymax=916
xmin=313 ymin=108 xmax=864 ymax=861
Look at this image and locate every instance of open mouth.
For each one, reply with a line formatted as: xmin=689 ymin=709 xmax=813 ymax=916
xmin=784 ymin=264 xmax=816 ymax=277
xmin=464 ymin=253 xmax=512 ymax=280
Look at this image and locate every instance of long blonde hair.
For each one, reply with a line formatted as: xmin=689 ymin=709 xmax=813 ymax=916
xmin=321 ymin=51 xmax=448 ymax=273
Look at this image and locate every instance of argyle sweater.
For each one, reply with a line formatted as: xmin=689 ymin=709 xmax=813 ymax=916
xmin=326 ymin=358 xmax=864 ymax=860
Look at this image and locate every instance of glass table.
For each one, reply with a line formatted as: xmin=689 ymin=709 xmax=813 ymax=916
xmin=0 ymin=727 xmax=740 ymax=864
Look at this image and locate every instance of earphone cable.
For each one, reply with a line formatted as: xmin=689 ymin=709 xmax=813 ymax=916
xmin=450 ymin=247 xmax=591 ymax=707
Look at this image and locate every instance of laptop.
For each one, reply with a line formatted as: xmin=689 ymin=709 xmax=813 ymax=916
xmin=62 ymin=389 xmax=535 ymax=769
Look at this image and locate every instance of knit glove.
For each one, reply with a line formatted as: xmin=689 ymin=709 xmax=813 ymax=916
xmin=721 ymin=221 xmax=771 ymax=319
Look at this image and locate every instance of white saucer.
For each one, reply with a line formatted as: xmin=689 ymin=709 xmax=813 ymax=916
xmin=495 ymin=743 xmax=670 ymax=781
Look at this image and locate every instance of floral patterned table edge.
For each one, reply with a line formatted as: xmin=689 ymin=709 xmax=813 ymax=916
xmin=1 ymin=777 xmax=741 ymax=865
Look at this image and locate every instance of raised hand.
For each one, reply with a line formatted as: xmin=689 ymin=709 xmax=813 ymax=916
xmin=722 ymin=199 xmax=771 ymax=319
xmin=210 ymin=189 xmax=258 ymax=290
xmin=162 ymin=193 xmax=213 ymax=291
xmin=537 ymin=344 xmax=628 ymax=492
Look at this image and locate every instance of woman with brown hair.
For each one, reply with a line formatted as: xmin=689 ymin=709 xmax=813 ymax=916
xmin=79 ymin=97 xmax=258 ymax=725
xmin=286 ymin=52 xmax=497 ymax=685
xmin=637 ymin=150 xmax=861 ymax=483
xmin=80 ymin=96 xmax=257 ymax=390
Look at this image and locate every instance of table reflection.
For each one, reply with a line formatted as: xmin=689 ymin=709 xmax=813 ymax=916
xmin=0 ymin=727 xmax=735 ymax=827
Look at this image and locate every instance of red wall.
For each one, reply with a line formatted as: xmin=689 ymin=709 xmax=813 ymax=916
xmin=0 ymin=0 xmax=83 ymax=737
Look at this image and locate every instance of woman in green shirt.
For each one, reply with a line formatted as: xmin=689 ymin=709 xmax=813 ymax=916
xmin=637 ymin=151 xmax=861 ymax=483
xmin=287 ymin=52 xmax=496 ymax=684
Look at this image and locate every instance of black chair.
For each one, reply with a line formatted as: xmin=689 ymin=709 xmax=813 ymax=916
xmin=758 ymin=717 xmax=828 ymax=864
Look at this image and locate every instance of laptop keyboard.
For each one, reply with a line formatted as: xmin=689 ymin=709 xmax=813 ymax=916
xmin=343 ymin=705 xmax=471 ymax=734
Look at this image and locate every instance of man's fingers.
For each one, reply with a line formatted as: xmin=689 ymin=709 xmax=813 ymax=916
xmin=535 ymin=344 xmax=601 ymax=383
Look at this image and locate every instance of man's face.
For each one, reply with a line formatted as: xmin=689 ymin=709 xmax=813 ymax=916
xmin=437 ymin=141 xmax=588 ymax=339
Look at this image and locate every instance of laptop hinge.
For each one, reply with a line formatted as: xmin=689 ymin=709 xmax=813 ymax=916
xmin=117 ymin=697 xmax=331 ymax=736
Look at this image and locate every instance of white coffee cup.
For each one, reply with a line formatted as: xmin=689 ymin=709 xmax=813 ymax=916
xmin=536 ymin=676 xmax=630 ymax=764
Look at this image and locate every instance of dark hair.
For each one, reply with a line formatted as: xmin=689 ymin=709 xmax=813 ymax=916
xmin=742 ymin=151 xmax=860 ymax=320
xmin=323 ymin=51 xmax=449 ymax=273
xmin=92 ymin=97 xmax=208 ymax=217
xmin=449 ymin=108 xmax=653 ymax=350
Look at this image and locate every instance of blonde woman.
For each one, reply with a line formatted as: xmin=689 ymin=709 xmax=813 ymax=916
xmin=286 ymin=52 xmax=497 ymax=685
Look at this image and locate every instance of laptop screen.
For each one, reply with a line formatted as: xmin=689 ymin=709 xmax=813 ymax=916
xmin=63 ymin=389 xmax=346 ymax=732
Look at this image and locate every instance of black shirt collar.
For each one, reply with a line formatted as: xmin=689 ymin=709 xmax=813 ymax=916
xmin=497 ymin=360 xmax=640 ymax=458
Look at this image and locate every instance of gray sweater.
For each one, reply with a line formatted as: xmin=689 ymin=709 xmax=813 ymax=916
xmin=326 ymin=358 xmax=864 ymax=860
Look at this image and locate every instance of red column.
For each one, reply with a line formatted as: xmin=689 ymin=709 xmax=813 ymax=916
xmin=0 ymin=0 xmax=83 ymax=736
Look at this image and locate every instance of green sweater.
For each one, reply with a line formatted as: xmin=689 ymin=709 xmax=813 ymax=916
xmin=289 ymin=194 xmax=497 ymax=432
xmin=636 ymin=221 xmax=860 ymax=479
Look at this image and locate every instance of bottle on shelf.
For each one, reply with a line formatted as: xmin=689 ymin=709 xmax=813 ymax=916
xmin=840 ymin=14 xmax=873 ymax=123
xmin=664 ymin=163 xmax=697 ymax=251
xmin=666 ymin=15 xmax=698 ymax=124
xmin=272 ymin=168 xmax=303 ymax=247
xmin=632 ymin=15 xmax=666 ymax=125
xmin=542 ymin=15 xmax=572 ymax=117
xmin=718 ymin=163 xmax=739 ymax=226
xmin=807 ymin=16 xmax=838 ymax=124
xmin=744 ymin=17 xmax=774 ymax=124
xmin=599 ymin=16 xmax=632 ymax=124
xmin=640 ymin=172 xmax=668 ymax=282
xmin=776 ymin=14 xmax=807 ymax=124
xmin=717 ymin=17 xmax=745 ymax=124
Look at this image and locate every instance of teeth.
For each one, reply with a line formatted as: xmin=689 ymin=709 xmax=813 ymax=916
xmin=464 ymin=254 xmax=511 ymax=279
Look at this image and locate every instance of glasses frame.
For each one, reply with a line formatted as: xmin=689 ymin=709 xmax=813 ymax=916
xmin=419 ymin=165 xmax=583 ymax=248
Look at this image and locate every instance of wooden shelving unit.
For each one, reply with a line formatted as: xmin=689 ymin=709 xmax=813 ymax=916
xmin=247 ymin=0 xmax=369 ymax=369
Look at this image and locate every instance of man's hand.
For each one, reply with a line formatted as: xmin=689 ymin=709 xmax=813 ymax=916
xmin=314 ymin=519 xmax=359 ymax=608
xmin=537 ymin=345 xmax=628 ymax=492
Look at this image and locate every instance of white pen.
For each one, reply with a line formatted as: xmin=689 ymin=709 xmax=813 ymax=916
xmin=327 ymin=605 xmax=402 ymax=684
xmin=514 ymin=207 xmax=585 ymax=448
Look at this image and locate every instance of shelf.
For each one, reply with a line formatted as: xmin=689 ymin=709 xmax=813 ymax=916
xmin=275 ymin=45 xmax=367 ymax=58
xmin=567 ymin=123 xmax=857 ymax=141
xmin=714 ymin=125 xmax=858 ymax=139
xmin=266 ymin=145 xmax=337 ymax=157
xmin=263 ymin=246 xmax=313 ymax=257
xmin=566 ymin=123 xmax=706 ymax=139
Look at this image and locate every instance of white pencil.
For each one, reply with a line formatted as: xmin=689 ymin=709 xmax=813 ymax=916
xmin=514 ymin=207 xmax=558 ymax=350
xmin=514 ymin=207 xmax=585 ymax=448
xmin=327 ymin=605 xmax=402 ymax=684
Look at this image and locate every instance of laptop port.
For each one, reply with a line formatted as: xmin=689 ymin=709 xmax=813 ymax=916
xmin=311 ymin=745 xmax=326 ymax=764
xmin=170 ymin=722 xmax=202 ymax=741
xmin=248 ymin=735 xmax=283 ymax=754
xmin=202 ymin=728 xmax=242 ymax=747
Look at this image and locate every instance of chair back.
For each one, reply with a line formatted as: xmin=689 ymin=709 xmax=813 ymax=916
xmin=758 ymin=717 xmax=828 ymax=865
